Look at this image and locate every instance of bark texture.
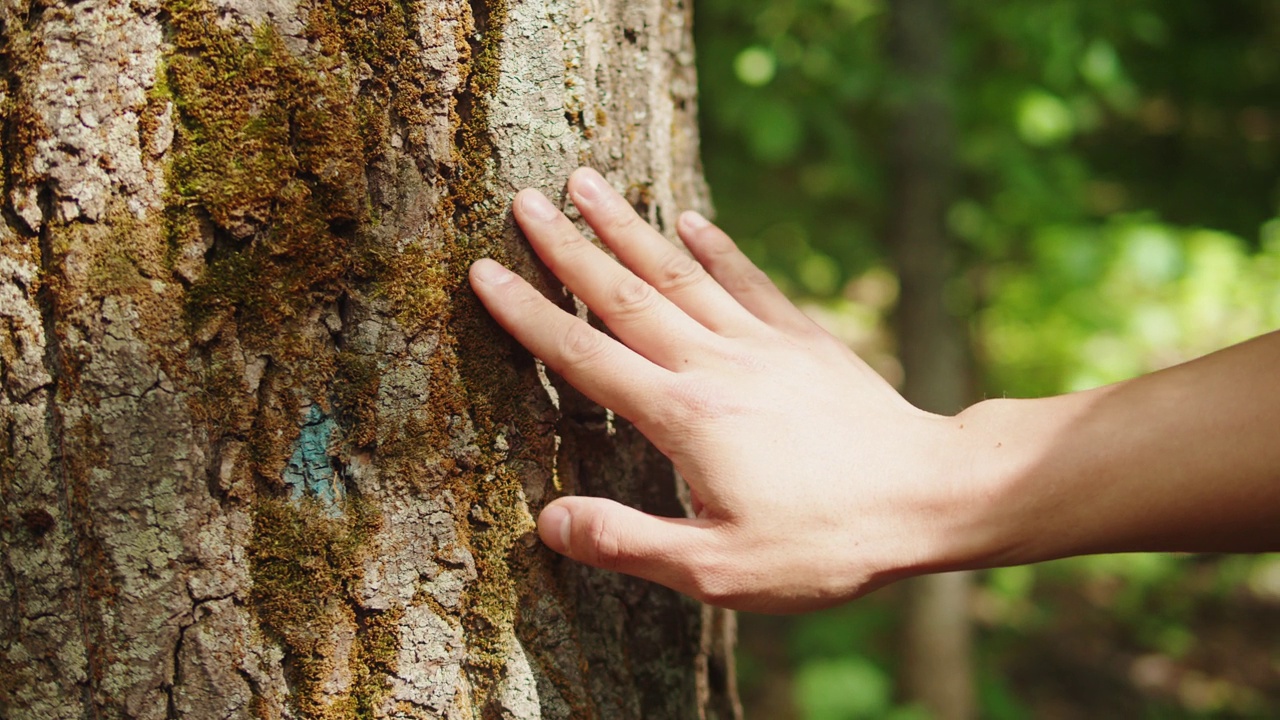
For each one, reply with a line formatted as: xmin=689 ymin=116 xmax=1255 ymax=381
xmin=887 ymin=0 xmax=975 ymax=718
xmin=0 ymin=0 xmax=737 ymax=716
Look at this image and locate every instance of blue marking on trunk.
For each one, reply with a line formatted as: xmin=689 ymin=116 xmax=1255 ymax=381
xmin=285 ymin=404 xmax=343 ymax=515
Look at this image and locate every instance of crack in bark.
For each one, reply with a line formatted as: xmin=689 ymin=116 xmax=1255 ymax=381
xmin=94 ymin=377 xmax=163 ymax=402
xmin=164 ymin=620 xmax=185 ymax=720
xmin=8 ymin=380 xmax=54 ymax=405
xmin=34 ymin=188 xmax=101 ymax=719
xmin=162 ymin=591 xmax=230 ymax=719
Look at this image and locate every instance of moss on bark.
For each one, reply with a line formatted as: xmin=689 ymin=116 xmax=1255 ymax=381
xmin=165 ymin=1 xmax=370 ymax=344
xmin=156 ymin=0 xmax=533 ymax=711
xmin=248 ymin=496 xmax=399 ymax=717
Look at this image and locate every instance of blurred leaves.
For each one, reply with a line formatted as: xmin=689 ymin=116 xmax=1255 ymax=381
xmin=735 ymin=46 xmax=779 ymax=87
xmin=697 ymin=0 xmax=1280 ymax=292
xmin=981 ymin=218 xmax=1280 ymax=396
xmin=697 ymin=0 xmax=1280 ymax=717
xmin=1015 ymin=90 xmax=1076 ymax=147
xmin=793 ymin=658 xmax=910 ymax=720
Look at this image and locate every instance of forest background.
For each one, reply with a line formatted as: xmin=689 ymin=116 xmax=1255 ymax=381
xmin=691 ymin=0 xmax=1280 ymax=717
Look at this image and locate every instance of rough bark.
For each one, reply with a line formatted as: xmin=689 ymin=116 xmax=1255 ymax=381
xmin=0 ymin=0 xmax=737 ymax=716
xmin=886 ymin=0 xmax=974 ymax=718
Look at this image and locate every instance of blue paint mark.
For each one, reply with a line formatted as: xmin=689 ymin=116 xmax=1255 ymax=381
xmin=284 ymin=404 xmax=344 ymax=515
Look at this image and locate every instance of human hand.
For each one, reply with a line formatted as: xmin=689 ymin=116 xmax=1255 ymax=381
xmin=469 ymin=168 xmax=992 ymax=613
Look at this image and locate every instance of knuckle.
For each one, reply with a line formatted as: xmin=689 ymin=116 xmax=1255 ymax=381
xmin=559 ymin=321 xmax=607 ymax=364
xmin=730 ymin=265 xmax=774 ymax=293
xmin=551 ymin=230 xmax=592 ymax=261
xmin=720 ymin=346 xmax=768 ymax=372
xmin=510 ymin=286 xmax=544 ymax=311
xmin=654 ymin=252 xmax=705 ymax=293
xmin=604 ymin=203 xmax=644 ymax=234
xmin=610 ymin=275 xmax=658 ymax=316
xmin=687 ymin=554 xmax=734 ymax=605
xmin=802 ymin=322 xmax=841 ymax=345
xmin=499 ymin=284 xmax=547 ymax=319
xmin=665 ymin=377 xmax=729 ymax=420
xmin=584 ymin=512 xmax=624 ymax=572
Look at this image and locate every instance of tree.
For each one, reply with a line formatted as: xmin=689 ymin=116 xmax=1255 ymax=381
xmin=887 ymin=2 xmax=975 ymax=718
xmin=0 ymin=0 xmax=738 ymax=716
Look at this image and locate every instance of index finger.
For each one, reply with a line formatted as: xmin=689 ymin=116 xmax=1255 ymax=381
xmin=469 ymin=259 xmax=672 ymax=427
xmin=513 ymin=188 xmax=719 ymax=371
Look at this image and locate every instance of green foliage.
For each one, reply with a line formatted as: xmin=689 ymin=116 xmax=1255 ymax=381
xmin=697 ymin=0 xmax=1280 ymax=294
xmin=700 ymin=0 xmax=1280 ymax=716
xmin=793 ymin=657 xmax=894 ymax=720
xmin=981 ymin=217 xmax=1280 ymax=397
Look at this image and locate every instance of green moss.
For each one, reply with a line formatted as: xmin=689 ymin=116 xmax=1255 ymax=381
xmin=446 ymin=0 xmax=510 ymax=240
xmin=0 ymin=8 xmax=48 ymax=198
xmin=369 ymin=245 xmax=451 ymax=339
xmin=248 ymin=496 xmax=387 ymax=717
xmin=306 ymin=0 xmax=434 ymax=152
xmin=165 ymin=2 xmax=370 ymax=343
xmin=349 ymin=604 xmax=404 ymax=715
xmin=460 ymin=466 xmax=530 ymax=680
xmin=160 ymin=0 xmax=542 ymax=710
xmin=425 ymin=0 xmax=562 ymax=698
xmin=84 ymin=215 xmax=170 ymax=293
xmin=332 ymin=351 xmax=381 ymax=450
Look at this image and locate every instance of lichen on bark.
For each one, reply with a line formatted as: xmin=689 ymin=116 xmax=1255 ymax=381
xmin=2 ymin=0 xmax=738 ymax=714
xmin=156 ymin=0 xmax=541 ymax=710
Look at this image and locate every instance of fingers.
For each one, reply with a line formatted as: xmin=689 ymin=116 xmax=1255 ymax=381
xmin=677 ymin=211 xmax=822 ymax=337
xmin=469 ymin=259 xmax=670 ymax=425
xmin=565 ymin=168 xmax=764 ymax=337
xmin=539 ymin=497 xmax=724 ymax=601
xmin=512 ymin=189 xmax=717 ymax=369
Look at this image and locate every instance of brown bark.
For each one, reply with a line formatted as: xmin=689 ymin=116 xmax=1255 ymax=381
xmin=886 ymin=0 xmax=974 ymax=718
xmin=0 ymin=0 xmax=737 ymax=716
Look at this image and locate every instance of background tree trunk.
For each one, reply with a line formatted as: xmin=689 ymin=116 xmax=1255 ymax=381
xmin=887 ymin=0 xmax=975 ymax=718
xmin=0 ymin=0 xmax=739 ymax=716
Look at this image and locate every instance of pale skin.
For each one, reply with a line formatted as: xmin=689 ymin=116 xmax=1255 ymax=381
xmin=468 ymin=167 xmax=1280 ymax=614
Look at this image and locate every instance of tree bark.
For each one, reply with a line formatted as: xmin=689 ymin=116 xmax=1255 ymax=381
xmin=886 ymin=0 xmax=974 ymax=718
xmin=0 ymin=0 xmax=738 ymax=716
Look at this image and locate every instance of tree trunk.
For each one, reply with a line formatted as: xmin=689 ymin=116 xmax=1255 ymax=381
xmin=886 ymin=1 xmax=974 ymax=718
xmin=0 ymin=0 xmax=738 ymax=716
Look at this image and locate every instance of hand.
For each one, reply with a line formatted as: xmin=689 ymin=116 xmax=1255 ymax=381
xmin=469 ymin=168 xmax=989 ymax=613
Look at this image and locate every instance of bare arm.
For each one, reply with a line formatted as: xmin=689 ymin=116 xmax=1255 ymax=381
xmin=468 ymin=167 xmax=1280 ymax=613
xmin=962 ymin=331 xmax=1280 ymax=567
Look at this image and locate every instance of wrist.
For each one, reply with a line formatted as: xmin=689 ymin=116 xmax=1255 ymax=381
xmin=862 ymin=400 xmax=1040 ymax=588
xmin=946 ymin=392 xmax=1125 ymax=570
xmin=931 ymin=397 xmax=1058 ymax=572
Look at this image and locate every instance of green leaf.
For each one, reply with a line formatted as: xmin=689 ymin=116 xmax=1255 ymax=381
xmin=794 ymin=656 xmax=893 ymax=720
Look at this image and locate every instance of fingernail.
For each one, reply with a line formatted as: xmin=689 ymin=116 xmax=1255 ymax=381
xmin=573 ymin=168 xmax=610 ymax=204
xmin=681 ymin=211 xmax=710 ymax=231
xmin=472 ymin=259 xmax=515 ymax=284
xmin=539 ymin=504 xmax=572 ymax=553
xmin=520 ymin=191 xmax=560 ymax=221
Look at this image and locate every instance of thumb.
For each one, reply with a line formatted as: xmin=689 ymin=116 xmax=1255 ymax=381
xmin=538 ymin=496 xmax=714 ymax=595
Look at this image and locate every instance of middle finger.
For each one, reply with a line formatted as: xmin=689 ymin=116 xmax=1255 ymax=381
xmin=513 ymin=188 xmax=718 ymax=370
xmin=566 ymin=168 xmax=764 ymax=337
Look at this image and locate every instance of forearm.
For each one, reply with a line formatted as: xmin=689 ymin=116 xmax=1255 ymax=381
xmin=960 ymin=330 xmax=1280 ymax=567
